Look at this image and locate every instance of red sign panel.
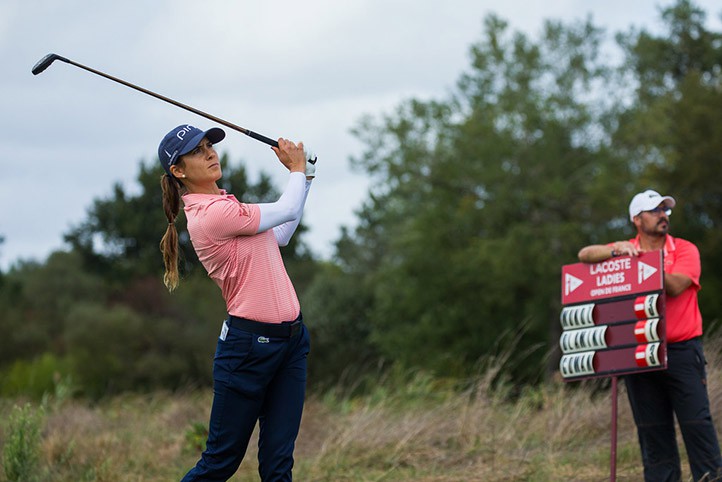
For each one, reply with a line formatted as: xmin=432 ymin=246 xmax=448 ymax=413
xmin=561 ymin=251 xmax=664 ymax=305
xmin=560 ymin=294 xmax=665 ymax=328
xmin=559 ymin=251 xmax=666 ymax=381
xmin=560 ymin=343 xmax=666 ymax=379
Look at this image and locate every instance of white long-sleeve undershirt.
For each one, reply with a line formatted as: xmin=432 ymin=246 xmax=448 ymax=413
xmin=256 ymin=171 xmax=312 ymax=246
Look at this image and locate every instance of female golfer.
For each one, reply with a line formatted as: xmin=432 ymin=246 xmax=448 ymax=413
xmin=157 ymin=124 xmax=314 ymax=481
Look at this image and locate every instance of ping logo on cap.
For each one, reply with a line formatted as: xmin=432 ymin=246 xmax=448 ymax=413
xmin=176 ymin=125 xmax=193 ymax=140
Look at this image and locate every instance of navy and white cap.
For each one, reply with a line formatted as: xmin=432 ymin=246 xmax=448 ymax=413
xmin=628 ymin=189 xmax=676 ymax=221
xmin=158 ymin=124 xmax=225 ymax=176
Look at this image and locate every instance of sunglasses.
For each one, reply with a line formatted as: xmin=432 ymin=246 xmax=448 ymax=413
xmin=644 ymin=206 xmax=672 ymax=216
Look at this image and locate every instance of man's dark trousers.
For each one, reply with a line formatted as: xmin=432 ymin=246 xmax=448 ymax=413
xmin=625 ymin=338 xmax=722 ymax=481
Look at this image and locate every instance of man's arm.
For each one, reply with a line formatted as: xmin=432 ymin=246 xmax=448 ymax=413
xmin=578 ymin=241 xmax=640 ymax=263
xmin=578 ymin=245 xmax=615 ymax=263
xmin=665 ymin=272 xmax=692 ymax=297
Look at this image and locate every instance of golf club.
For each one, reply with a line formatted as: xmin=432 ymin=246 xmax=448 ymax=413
xmin=32 ymin=53 xmax=316 ymax=163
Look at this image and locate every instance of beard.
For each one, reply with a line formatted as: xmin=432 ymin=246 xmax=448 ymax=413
xmin=643 ymin=218 xmax=669 ymax=237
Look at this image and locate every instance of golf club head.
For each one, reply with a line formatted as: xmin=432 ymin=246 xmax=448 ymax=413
xmin=32 ymin=53 xmax=69 ymax=75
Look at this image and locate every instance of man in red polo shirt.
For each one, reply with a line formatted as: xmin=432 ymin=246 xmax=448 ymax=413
xmin=578 ymin=189 xmax=722 ymax=481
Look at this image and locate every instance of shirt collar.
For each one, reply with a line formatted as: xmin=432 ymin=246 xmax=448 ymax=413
xmin=631 ymin=234 xmax=676 ymax=256
xmin=182 ymin=189 xmax=229 ymax=206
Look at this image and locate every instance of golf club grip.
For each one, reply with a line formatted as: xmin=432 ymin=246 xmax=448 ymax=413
xmin=246 ymin=131 xmax=279 ymax=148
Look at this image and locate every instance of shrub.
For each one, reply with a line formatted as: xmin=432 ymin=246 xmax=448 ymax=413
xmin=2 ymin=403 xmax=45 ymax=482
xmin=0 ymin=353 xmax=72 ymax=399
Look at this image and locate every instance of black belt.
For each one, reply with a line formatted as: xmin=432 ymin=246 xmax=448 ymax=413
xmin=226 ymin=314 xmax=303 ymax=338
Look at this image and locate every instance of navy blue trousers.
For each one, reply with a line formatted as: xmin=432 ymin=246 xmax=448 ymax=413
xmin=625 ymin=338 xmax=722 ymax=481
xmin=181 ymin=319 xmax=310 ymax=482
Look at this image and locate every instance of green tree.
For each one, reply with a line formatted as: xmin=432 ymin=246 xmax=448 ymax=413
xmin=315 ymin=1 xmax=722 ymax=385
xmin=332 ymin=14 xmax=630 ymax=381
xmin=614 ymin=0 xmax=722 ymax=326
xmin=303 ymin=259 xmax=378 ymax=388
xmin=0 ymin=252 xmax=106 ymax=365
xmin=0 ymin=233 xmax=5 ymax=276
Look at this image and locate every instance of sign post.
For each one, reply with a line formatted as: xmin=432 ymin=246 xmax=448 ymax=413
xmin=611 ymin=376 xmax=618 ymax=480
xmin=560 ymin=251 xmax=666 ymax=481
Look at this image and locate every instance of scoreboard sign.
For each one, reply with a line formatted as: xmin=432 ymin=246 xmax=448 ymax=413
xmin=559 ymin=251 xmax=666 ymax=381
xmin=562 ymin=251 xmax=664 ymax=305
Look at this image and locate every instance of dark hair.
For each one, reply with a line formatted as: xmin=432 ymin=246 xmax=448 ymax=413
xmin=159 ymin=172 xmax=183 ymax=291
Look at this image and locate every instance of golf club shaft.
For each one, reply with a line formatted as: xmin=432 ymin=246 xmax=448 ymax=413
xmin=33 ymin=54 xmax=279 ymax=148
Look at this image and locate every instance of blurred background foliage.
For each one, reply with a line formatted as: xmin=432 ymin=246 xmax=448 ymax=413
xmin=1 ymin=0 xmax=721 ymax=399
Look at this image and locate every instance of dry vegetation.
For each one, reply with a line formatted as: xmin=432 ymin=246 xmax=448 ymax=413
xmin=3 ymin=340 xmax=722 ymax=481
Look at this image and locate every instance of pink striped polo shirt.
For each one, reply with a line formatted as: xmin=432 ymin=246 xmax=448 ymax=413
xmin=182 ymin=190 xmax=300 ymax=323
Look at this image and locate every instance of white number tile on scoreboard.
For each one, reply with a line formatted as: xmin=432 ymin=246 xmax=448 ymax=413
xmin=559 ymin=326 xmax=607 ymax=354
xmin=560 ymin=351 xmax=595 ymax=378
xmin=560 ymin=303 xmax=595 ymax=330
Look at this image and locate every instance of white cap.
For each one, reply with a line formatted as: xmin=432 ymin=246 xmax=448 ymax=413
xmin=628 ymin=189 xmax=676 ymax=221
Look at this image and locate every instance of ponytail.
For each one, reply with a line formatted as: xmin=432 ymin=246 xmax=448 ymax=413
xmin=160 ymin=173 xmax=182 ymax=292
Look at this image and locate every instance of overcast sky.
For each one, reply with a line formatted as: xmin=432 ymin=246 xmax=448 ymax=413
xmin=1 ymin=1 xmax=721 ymax=271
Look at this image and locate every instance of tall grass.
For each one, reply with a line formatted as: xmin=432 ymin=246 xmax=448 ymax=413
xmin=3 ymin=337 xmax=722 ymax=481
xmin=2 ymin=402 xmax=44 ymax=482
